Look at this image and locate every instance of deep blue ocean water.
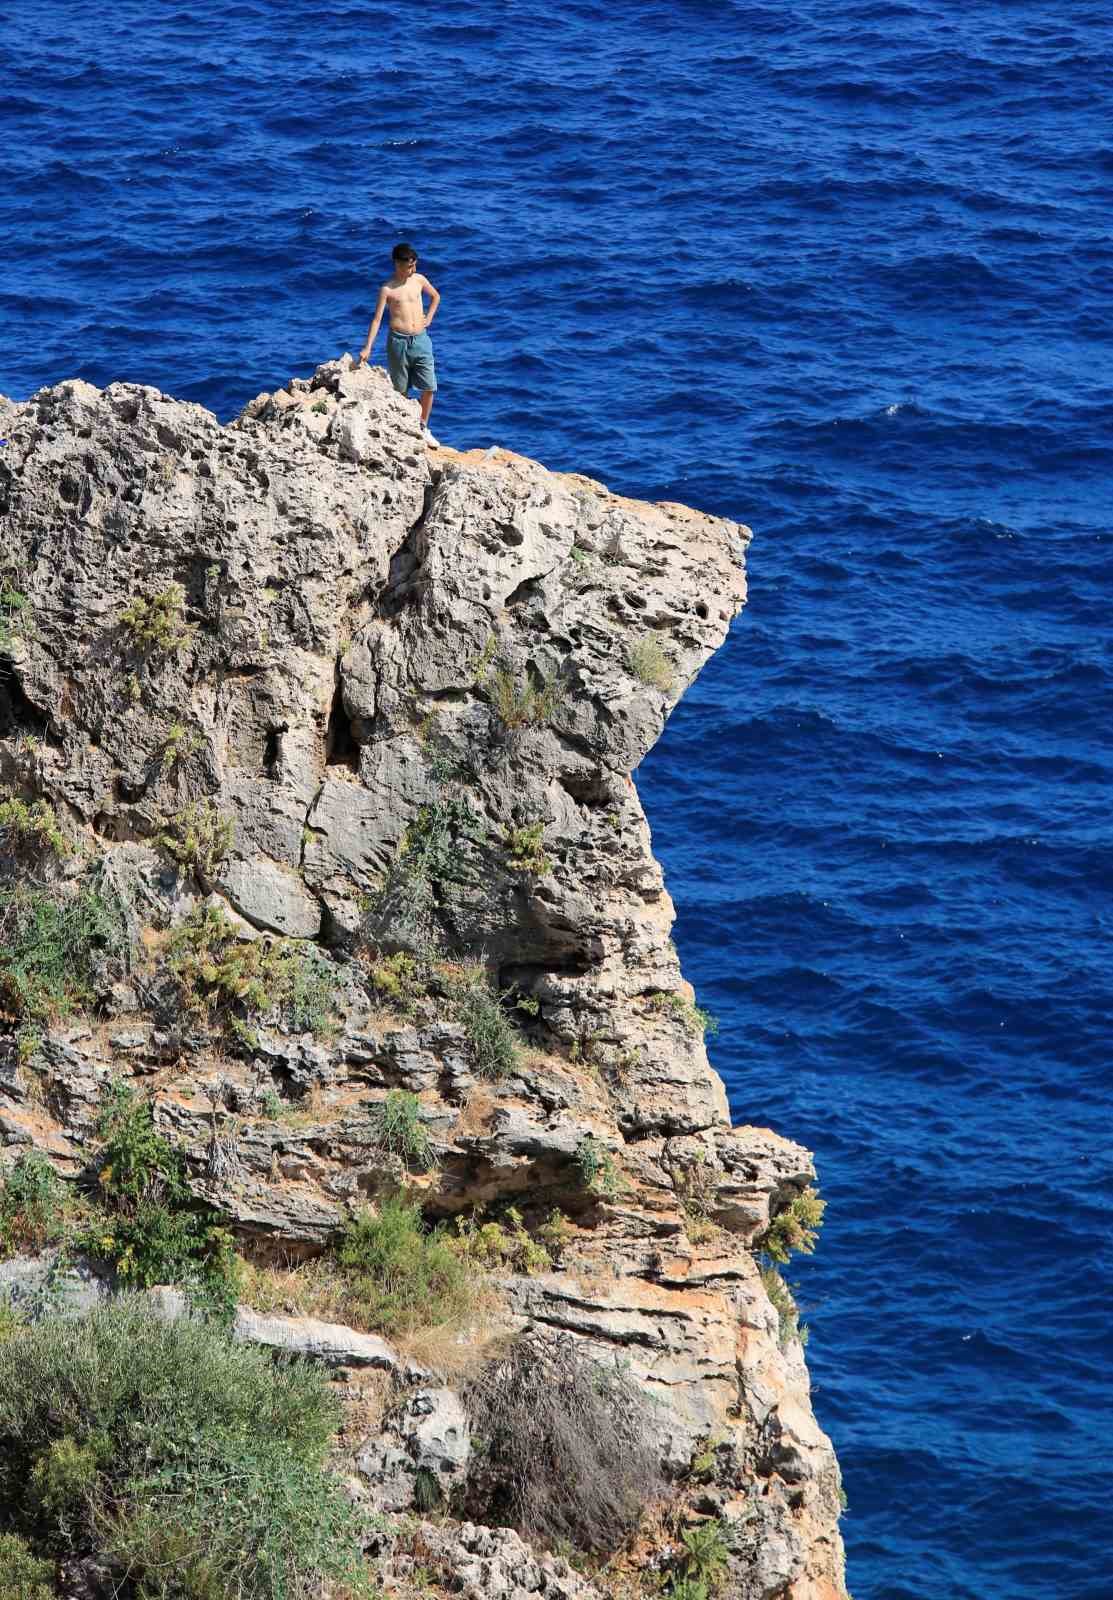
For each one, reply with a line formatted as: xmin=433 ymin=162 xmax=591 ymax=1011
xmin=2 ymin=3 xmax=1111 ymax=1595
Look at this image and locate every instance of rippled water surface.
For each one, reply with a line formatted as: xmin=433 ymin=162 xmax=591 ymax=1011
xmin=3 ymin=4 xmax=1112 ymax=1596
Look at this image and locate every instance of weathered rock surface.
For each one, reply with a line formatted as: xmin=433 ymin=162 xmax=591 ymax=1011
xmin=0 ymin=358 xmax=845 ymax=1598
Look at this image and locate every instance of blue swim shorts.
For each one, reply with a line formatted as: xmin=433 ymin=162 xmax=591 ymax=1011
xmin=387 ymin=329 xmax=437 ymax=395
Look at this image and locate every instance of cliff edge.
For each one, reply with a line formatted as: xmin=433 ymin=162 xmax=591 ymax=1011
xmin=0 ymin=359 xmax=845 ymax=1599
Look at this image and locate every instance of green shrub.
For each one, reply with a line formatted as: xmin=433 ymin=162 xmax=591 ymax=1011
xmin=675 ymin=1153 xmax=720 ymax=1243
xmin=0 ymin=1152 xmax=66 ymax=1258
xmin=0 ymin=1300 xmax=372 ymax=1598
xmin=368 ymin=790 xmax=486 ymax=938
xmin=0 ymin=797 xmax=70 ymax=864
xmin=648 ymin=990 xmax=719 ymax=1040
xmin=464 ymin=1334 xmax=662 ymax=1554
xmin=453 ymin=1206 xmax=552 ymax=1275
xmin=672 ymin=1520 xmax=730 ymax=1595
xmin=0 ymin=880 xmax=127 ymax=1024
xmin=335 ymin=1195 xmax=476 ymax=1339
xmin=450 ymin=966 xmax=520 ymax=1080
xmin=490 ymin=663 xmax=564 ymax=731
xmin=575 ymin=1135 xmax=621 ymax=1199
xmin=0 ymin=584 xmax=30 ymax=657
xmin=159 ymin=720 xmax=203 ymax=773
xmin=158 ymin=799 xmax=235 ymax=878
xmin=0 ymin=1532 xmax=53 ymax=1600
xmin=503 ymin=820 xmax=550 ymax=875
xmin=285 ymin=944 xmax=341 ymax=1037
xmin=119 ymin=583 xmax=192 ymax=653
xmin=626 ymin=635 xmax=675 ymax=694
xmin=369 ymin=1089 xmax=437 ymax=1172
xmin=760 ymin=1266 xmax=808 ymax=1349
xmin=367 ymin=950 xmax=427 ymax=1014
xmin=755 ymin=1186 xmax=826 ymax=1265
xmin=165 ymin=906 xmax=339 ymax=1043
xmin=77 ymin=1084 xmax=237 ymax=1312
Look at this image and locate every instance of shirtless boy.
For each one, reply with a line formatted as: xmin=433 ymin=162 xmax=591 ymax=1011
xmin=354 ymin=242 xmax=440 ymax=439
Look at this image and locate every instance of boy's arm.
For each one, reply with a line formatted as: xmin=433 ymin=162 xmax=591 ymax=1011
xmin=356 ymin=286 xmax=389 ymax=363
xmin=421 ymin=276 xmax=441 ymax=329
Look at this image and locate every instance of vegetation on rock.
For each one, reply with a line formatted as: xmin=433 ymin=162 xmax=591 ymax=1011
xmin=648 ymin=990 xmax=719 ymax=1039
xmin=158 ymin=798 xmax=235 ymax=878
xmin=760 ymin=1265 xmax=809 ymax=1349
xmin=76 ymin=1083 xmax=238 ymax=1313
xmin=165 ymin=904 xmax=339 ymax=1044
xmin=334 ymin=1194 xmax=478 ymax=1339
xmin=464 ymin=1333 xmax=663 ymax=1554
xmin=368 ymin=1089 xmax=437 ymax=1172
xmin=755 ymin=1185 xmax=826 ymax=1264
xmin=0 ymin=1152 xmax=69 ymax=1259
xmin=489 ymin=662 xmax=564 ymax=731
xmin=0 ymin=1299 xmax=374 ymax=1599
xmin=575 ymin=1135 xmax=621 ymax=1199
xmin=626 ymin=634 xmax=676 ymax=694
xmin=0 ymin=875 xmax=127 ymax=1025
xmin=0 ymin=796 xmax=70 ymax=863
xmin=118 ymin=582 xmax=193 ymax=653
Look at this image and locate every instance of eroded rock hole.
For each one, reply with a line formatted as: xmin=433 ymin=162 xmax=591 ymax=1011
xmin=263 ymin=726 xmax=285 ymax=778
xmin=505 ymin=576 xmax=541 ymax=609
xmin=325 ymin=681 xmax=358 ymax=769
xmin=0 ymin=665 xmax=48 ymax=741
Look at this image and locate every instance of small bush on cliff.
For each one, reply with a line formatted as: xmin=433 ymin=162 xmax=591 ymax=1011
xmin=0 ymin=796 xmax=70 ymax=866
xmin=0 ymin=583 xmax=31 ymax=656
xmin=755 ymin=1186 xmax=826 ymax=1265
xmin=158 ymin=798 xmax=235 ymax=879
xmin=0 ymin=878 xmax=127 ymax=1025
xmin=0 ymin=1152 xmax=68 ymax=1259
xmin=464 ymin=1333 xmax=663 ymax=1554
xmin=760 ymin=1266 xmax=808 ymax=1349
xmin=159 ymin=719 xmax=204 ymax=773
xmin=118 ymin=582 xmax=193 ymax=653
xmin=452 ymin=1205 xmax=553 ymax=1276
xmin=626 ymin=634 xmax=676 ymax=694
xmin=668 ymin=1519 xmax=731 ymax=1597
xmin=0 ymin=1299 xmax=373 ymax=1599
xmin=0 ymin=1533 xmax=53 ymax=1600
xmin=76 ymin=1083 xmax=237 ymax=1312
xmin=490 ymin=662 xmax=565 ymax=731
xmin=368 ymin=789 xmax=486 ymax=938
xmin=165 ymin=905 xmax=339 ymax=1044
xmin=369 ymin=1089 xmax=438 ymax=1173
xmin=648 ymin=989 xmax=719 ymax=1040
xmin=367 ymin=950 xmax=428 ymax=1014
xmin=335 ymin=1195 xmax=476 ymax=1339
xmin=575 ymin=1135 xmax=622 ymax=1199
xmin=503 ymin=820 xmax=550 ymax=875
xmin=450 ymin=964 xmax=521 ymax=1080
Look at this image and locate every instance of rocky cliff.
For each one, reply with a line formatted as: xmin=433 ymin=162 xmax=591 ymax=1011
xmin=0 ymin=359 xmax=845 ymax=1599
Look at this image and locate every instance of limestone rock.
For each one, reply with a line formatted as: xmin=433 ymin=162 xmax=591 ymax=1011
xmin=0 ymin=357 xmax=844 ymax=1598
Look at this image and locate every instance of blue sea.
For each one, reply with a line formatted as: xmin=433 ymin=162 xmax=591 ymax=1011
xmin=2 ymin=3 xmax=1111 ymax=1595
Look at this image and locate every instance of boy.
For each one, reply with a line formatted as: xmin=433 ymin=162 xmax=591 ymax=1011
xmin=354 ymin=242 xmax=441 ymax=441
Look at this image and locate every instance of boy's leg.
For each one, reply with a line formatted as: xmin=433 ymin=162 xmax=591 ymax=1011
xmin=411 ymin=335 xmax=438 ymax=428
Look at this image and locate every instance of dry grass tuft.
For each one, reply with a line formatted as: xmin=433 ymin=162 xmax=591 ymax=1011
xmin=464 ymin=1332 xmax=663 ymax=1554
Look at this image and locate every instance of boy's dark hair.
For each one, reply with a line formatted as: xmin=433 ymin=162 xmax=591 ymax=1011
xmin=392 ymin=242 xmax=418 ymax=263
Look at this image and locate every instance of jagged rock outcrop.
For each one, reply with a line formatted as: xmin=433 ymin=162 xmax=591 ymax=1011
xmin=0 ymin=359 xmax=844 ymax=1598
